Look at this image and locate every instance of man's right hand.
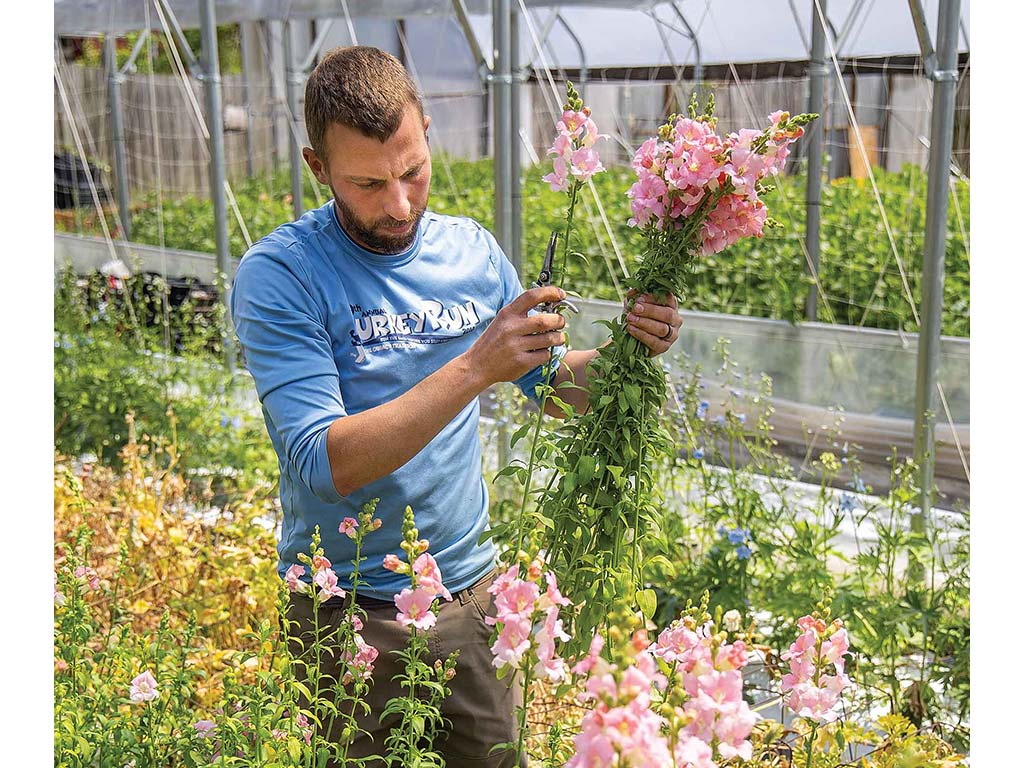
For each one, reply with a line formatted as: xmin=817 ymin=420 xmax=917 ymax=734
xmin=465 ymin=285 xmax=568 ymax=387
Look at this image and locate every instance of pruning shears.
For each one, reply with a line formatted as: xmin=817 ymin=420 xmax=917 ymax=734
xmin=533 ymin=231 xmax=579 ymax=315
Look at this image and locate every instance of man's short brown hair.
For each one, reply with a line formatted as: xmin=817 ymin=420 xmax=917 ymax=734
xmin=304 ymin=46 xmax=423 ymax=160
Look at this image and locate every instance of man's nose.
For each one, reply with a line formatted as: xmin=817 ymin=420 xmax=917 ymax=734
xmin=383 ymin=181 xmax=412 ymax=221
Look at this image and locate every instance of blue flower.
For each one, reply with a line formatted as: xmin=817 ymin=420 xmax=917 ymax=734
xmin=220 ymin=413 xmax=230 ymax=428
xmin=852 ymin=476 xmax=867 ymax=494
xmin=692 ymin=448 xmax=705 ymax=460
xmin=716 ymin=525 xmax=727 ymax=537
xmin=714 ymin=415 xmax=726 ymax=426
xmin=727 ymin=528 xmax=750 ymax=545
xmin=696 ymin=400 xmax=709 ymax=418
xmin=839 ymin=492 xmax=857 ymax=513
xmin=735 ymin=544 xmax=752 ymax=560
xmin=231 ymin=415 xmax=242 ymax=430
xmin=730 ymin=388 xmax=741 ymax=397
xmin=737 ymin=413 xmax=746 ymax=425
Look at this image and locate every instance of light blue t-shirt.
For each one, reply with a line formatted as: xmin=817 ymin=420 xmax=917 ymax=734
xmin=230 ymin=201 xmax=563 ymax=600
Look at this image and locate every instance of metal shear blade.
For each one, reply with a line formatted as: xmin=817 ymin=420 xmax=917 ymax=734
xmin=534 ymin=231 xmax=579 ymax=315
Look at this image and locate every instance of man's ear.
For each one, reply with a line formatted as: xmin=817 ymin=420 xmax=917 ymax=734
xmin=302 ymin=147 xmax=329 ymax=186
xmin=423 ymin=114 xmax=432 ymax=135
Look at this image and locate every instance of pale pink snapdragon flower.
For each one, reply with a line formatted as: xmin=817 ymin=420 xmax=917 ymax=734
xmin=312 ymin=568 xmax=346 ymax=602
xmin=342 ymin=633 xmax=380 ymax=685
xmin=74 ymin=565 xmax=100 ymax=591
xmin=780 ymin=615 xmax=852 ymax=723
xmin=129 ymin=670 xmax=159 ymax=703
xmin=412 ymin=553 xmax=453 ymax=602
xmin=338 ymin=517 xmax=358 ymax=538
xmin=567 ymin=640 xmax=673 ymax=768
xmin=543 ymin=106 xmax=607 ymax=191
xmin=285 ymin=563 xmax=307 ymax=593
xmin=394 ymin=586 xmax=437 ymax=630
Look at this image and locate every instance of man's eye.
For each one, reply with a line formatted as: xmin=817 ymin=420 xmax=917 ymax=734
xmin=403 ymin=167 xmax=422 ymax=180
xmin=358 ymin=181 xmax=382 ymax=189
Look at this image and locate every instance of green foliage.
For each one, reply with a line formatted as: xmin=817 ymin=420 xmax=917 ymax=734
xmin=74 ymin=27 xmax=243 ymax=75
xmin=644 ymin=343 xmax=970 ymax=746
xmin=53 ymin=269 xmax=277 ymax=490
xmin=431 ymin=158 xmax=971 ymax=337
xmin=57 ymin=157 xmax=969 ymax=335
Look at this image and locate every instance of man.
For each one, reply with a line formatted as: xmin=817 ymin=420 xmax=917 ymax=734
xmin=230 ymin=45 xmax=681 ymax=766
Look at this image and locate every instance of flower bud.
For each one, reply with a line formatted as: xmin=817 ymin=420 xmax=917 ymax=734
xmin=723 ymin=609 xmax=742 ymax=633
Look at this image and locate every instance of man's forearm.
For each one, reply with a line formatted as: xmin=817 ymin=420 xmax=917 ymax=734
xmin=325 ymin=353 xmax=487 ymax=496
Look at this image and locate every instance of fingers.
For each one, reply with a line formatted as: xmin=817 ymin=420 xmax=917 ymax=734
xmin=626 ymin=322 xmax=670 ymax=357
xmin=623 ymin=292 xmax=682 ymax=357
xmin=627 ymin=294 xmax=681 ymax=327
xmin=510 ymin=285 xmax=566 ymax=315
xmin=626 ymin=312 xmax=673 ymax=341
xmin=524 ymin=312 xmax=566 ymax=335
xmin=522 ymin=330 xmax=566 ymax=352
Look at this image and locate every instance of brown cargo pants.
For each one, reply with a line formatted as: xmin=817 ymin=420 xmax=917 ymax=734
xmin=285 ymin=568 xmax=526 ymax=767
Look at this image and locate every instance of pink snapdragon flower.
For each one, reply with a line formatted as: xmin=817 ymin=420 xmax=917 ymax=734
xmin=311 ymin=554 xmax=332 ymax=572
xmin=780 ymin=615 xmax=852 ymax=723
xmin=312 ymin=568 xmax=346 ymax=602
xmin=412 ymin=553 xmax=452 ymax=602
xmin=486 ymin=562 xmax=573 ymax=676
xmin=285 ymin=564 xmax=306 ymax=593
xmin=533 ymin=606 xmax=571 ymax=681
xmin=490 ymin=613 xmax=533 ymax=670
xmin=74 ymin=565 xmax=100 ymax=591
xmin=568 ymin=641 xmax=673 ymax=768
xmin=394 ymin=586 xmax=437 ymax=630
xmin=193 ymin=720 xmax=217 ymax=737
xmin=296 ymin=712 xmax=312 ymax=745
xmin=650 ymin=618 xmax=757 ymax=761
xmin=342 ymin=633 xmax=379 ymax=684
xmin=490 ymin=577 xmax=540 ymax=622
xmin=338 ymin=517 xmax=358 ymax=538
xmin=382 ymin=553 xmax=405 ymax=573
xmin=129 ymin=670 xmax=159 ymax=703
xmin=54 ymin=572 xmax=66 ymax=607
xmin=543 ymin=106 xmax=607 ymax=191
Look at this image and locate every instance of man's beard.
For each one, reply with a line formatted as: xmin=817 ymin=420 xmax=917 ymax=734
xmin=332 ymin=189 xmax=427 ymax=255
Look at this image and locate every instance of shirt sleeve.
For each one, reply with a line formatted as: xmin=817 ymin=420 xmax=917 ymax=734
xmin=485 ymin=229 xmax=567 ymax=403
xmin=229 ymin=248 xmax=345 ymax=504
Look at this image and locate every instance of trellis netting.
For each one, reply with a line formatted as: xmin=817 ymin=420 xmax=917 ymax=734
xmin=53 ymin=0 xmax=970 ymax=499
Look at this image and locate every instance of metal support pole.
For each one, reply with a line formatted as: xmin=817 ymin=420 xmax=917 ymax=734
xmin=804 ymin=0 xmax=827 ymax=321
xmin=282 ymin=21 xmax=305 ymax=222
xmin=556 ymin=14 xmax=587 ymax=101
xmin=199 ymin=0 xmax=235 ymax=368
xmin=104 ymin=37 xmax=132 ymax=240
xmin=239 ymin=22 xmax=260 ymax=177
xmin=510 ymin=6 xmax=522 ymax=274
xmin=492 ymin=0 xmax=515 ymax=272
xmin=912 ymin=0 xmax=961 ymax=524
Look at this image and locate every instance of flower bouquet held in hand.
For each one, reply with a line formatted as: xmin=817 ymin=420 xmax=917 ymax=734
xmin=534 ymin=93 xmax=817 ymax=646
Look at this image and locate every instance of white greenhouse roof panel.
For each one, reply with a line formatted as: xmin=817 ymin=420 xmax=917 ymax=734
xmin=56 ymin=1 xmax=969 ymax=69
xmin=472 ymin=1 xmax=970 ymax=70
xmin=54 ymin=0 xmax=661 ymax=35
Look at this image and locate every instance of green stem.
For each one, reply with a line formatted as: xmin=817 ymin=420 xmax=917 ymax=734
xmin=513 ymin=350 xmax=556 ymax=560
xmin=512 ymin=178 xmax=581 ymax=564
xmin=514 ymin=663 xmax=534 ymax=766
xmin=805 ymin=723 xmax=818 ymax=768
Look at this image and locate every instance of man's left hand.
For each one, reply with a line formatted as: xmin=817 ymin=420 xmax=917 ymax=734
xmin=623 ymin=290 xmax=682 ymax=357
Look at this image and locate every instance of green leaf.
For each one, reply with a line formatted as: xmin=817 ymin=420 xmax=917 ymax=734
xmin=636 ymin=588 xmax=657 ymax=620
xmin=578 ymin=455 xmax=596 ymax=484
